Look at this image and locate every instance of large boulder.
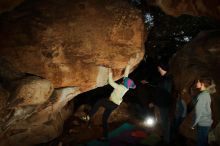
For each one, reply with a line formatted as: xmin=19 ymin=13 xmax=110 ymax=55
xmin=0 ymin=83 xmax=80 ymax=146
xmin=0 ymin=0 xmax=145 ymax=89
xmin=0 ymin=87 xmax=80 ymax=146
xmin=11 ymin=76 xmax=54 ymax=106
xmin=0 ymin=0 xmax=145 ymax=145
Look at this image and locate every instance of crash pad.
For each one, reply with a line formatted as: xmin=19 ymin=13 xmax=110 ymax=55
xmin=78 ymin=122 xmax=161 ymax=146
xmin=80 ymin=123 xmax=135 ymax=146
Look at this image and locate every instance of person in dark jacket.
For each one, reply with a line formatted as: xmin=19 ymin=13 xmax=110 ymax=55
xmin=150 ymin=59 xmax=173 ymax=144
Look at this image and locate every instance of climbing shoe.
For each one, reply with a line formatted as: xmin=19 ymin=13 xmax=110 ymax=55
xmin=81 ymin=115 xmax=90 ymax=122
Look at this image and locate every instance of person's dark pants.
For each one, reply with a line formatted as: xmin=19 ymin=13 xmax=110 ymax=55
xmin=173 ymin=117 xmax=184 ymax=131
xmin=197 ymin=126 xmax=210 ymax=146
xmin=170 ymin=116 xmax=184 ymax=141
xmin=89 ymin=98 xmax=118 ymax=138
xmin=159 ymin=107 xmax=170 ymax=143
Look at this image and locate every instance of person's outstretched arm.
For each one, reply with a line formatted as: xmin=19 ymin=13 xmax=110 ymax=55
xmin=123 ymin=64 xmax=130 ymax=78
xmin=109 ymin=69 xmax=119 ymax=89
xmin=124 ymin=57 xmax=137 ymax=78
xmin=123 ymin=58 xmax=136 ymax=78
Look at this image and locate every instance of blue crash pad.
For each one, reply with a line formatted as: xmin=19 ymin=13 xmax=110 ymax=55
xmin=80 ymin=123 xmax=135 ymax=146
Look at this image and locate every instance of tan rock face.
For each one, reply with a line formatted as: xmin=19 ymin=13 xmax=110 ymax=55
xmin=151 ymin=0 xmax=220 ymax=21
xmin=0 ymin=0 xmax=145 ymax=90
xmin=16 ymin=87 xmax=79 ymax=146
xmin=171 ymin=30 xmax=220 ymax=142
xmin=0 ymin=0 xmax=145 ymax=145
xmin=0 ymin=83 xmax=80 ymax=146
xmin=11 ymin=76 xmax=54 ymax=106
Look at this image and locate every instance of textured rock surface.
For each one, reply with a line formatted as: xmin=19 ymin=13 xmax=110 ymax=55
xmin=11 ymin=76 xmax=54 ymax=106
xmin=0 ymin=0 xmax=145 ymax=145
xmin=171 ymin=30 xmax=220 ymax=142
xmin=0 ymin=0 xmax=144 ymax=90
xmin=0 ymin=83 xmax=80 ymax=146
xmin=151 ymin=0 xmax=220 ymax=21
xmin=14 ymin=87 xmax=79 ymax=146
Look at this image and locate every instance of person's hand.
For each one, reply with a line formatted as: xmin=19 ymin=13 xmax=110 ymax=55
xmin=191 ymin=127 xmax=195 ymax=130
xmin=149 ymin=103 xmax=154 ymax=108
xmin=128 ymin=57 xmax=136 ymax=66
